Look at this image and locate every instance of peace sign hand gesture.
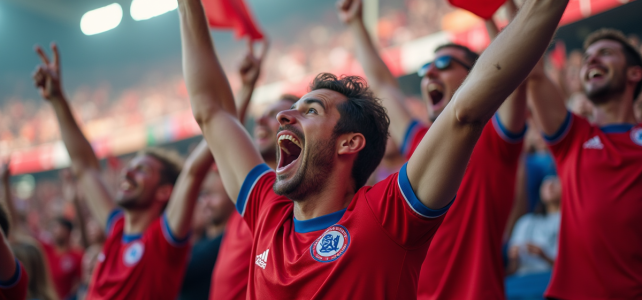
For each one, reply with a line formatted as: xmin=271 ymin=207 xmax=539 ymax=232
xmin=32 ymin=43 xmax=64 ymax=101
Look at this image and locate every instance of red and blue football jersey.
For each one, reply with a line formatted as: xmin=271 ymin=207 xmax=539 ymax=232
xmin=0 ymin=260 xmax=28 ymax=300
xmin=544 ymin=113 xmax=642 ymax=299
xmin=409 ymin=114 xmax=524 ymax=300
xmin=87 ymin=210 xmax=191 ymax=300
xmin=236 ymin=163 xmax=451 ymax=299
xmin=209 ymin=211 xmax=252 ymax=300
xmin=39 ymin=239 xmax=83 ymax=299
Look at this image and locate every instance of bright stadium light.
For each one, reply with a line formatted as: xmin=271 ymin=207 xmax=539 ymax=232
xmin=80 ymin=3 xmax=123 ymax=35
xmin=130 ymin=0 xmax=178 ymax=21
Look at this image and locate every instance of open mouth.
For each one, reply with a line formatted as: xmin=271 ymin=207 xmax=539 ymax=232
xmin=427 ymin=83 xmax=444 ymax=107
xmin=587 ymin=67 xmax=606 ymax=81
xmin=277 ymin=133 xmax=302 ymax=172
xmin=119 ymin=176 xmax=137 ymax=192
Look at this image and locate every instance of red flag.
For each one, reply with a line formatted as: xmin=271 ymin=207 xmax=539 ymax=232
xmin=202 ymin=0 xmax=264 ymax=40
xmin=448 ymin=0 xmax=507 ymax=20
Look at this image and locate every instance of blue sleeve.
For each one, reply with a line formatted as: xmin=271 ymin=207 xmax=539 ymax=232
xmin=0 ymin=259 xmax=22 ymax=288
xmin=236 ymin=163 xmax=273 ymax=217
xmin=397 ymin=163 xmax=454 ymax=218
xmin=400 ymin=120 xmax=422 ymax=157
xmin=492 ymin=112 xmax=527 ymax=143
xmin=543 ymin=111 xmax=572 ymax=144
xmin=106 ymin=210 xmax=124 ymax=235
xmin=161 ymin=213 xmax=190 ymax=247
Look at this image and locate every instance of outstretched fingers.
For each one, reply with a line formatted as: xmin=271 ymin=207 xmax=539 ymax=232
xmin=51 ymin=42 xmax=60 ymax=69
xmin=35 ymin=45 xmax=50 ymax=65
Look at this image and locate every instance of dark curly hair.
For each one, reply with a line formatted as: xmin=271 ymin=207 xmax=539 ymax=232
xmin=309 ymin=73 xmax=390 ymax=189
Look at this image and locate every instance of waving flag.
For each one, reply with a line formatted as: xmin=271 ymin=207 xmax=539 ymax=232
xmin=202 ymin=0 xmax=264 ymax=40
xmin=448 ymin=0 xmax=507 ymax=20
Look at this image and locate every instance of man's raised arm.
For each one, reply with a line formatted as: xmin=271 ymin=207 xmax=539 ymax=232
xmin=407 ymin=0 xmax=568 ymax=210
xmin=165 ymin=139 xmax=213 ymax=240
xmin=526 ymin=59 xmax=569 ymax=136
xmin=338 ymin=0 xmax=413 ymax=145
xmin=178 ymin=0 xmax=263 ymax=203
xmin=32 ymin=44 xmax=114 ymax=228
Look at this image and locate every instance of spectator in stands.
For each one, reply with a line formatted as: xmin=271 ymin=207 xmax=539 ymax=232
xmin=507 ymin=175 xmax=561 ymax=276
xmin=527 ymin=28 xmax=642 ymax=299
xmin=33 ymin=43 xmax=214 ymax=300
xmin=38 ymin=217 xmax=83 ymax=300
xmin=178 ymin=167 xmax=232 ymax=300
xmin=11 ymin=240 xmax=59 ymax=300
xmin=1 ymin=165 xmax=29 ymax=300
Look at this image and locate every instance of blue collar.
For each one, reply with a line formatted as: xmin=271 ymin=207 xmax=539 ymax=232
xmin=122 ymin=233 xmax=142 ymax=243
xmin=293 ymin=208 xmax=346 ymax=233
xmin=600 ymin=124 xmax=634 ymax=134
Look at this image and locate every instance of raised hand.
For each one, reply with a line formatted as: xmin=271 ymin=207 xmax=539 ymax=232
xmin=336 ymin=0 xmax=362 ymax=24
xmin=32 ymin=43 xmax=63 ymax=101
xmin=60 ymin=169 xmax=78 ymax=202
xmin=239 ymin=39 xmax=268 ymax=86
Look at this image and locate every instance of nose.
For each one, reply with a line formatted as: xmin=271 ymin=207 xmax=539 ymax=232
xmin=425 ymin=63 xmax=440 ymax=78
xmin=276 ymin=110 xmax=297 ymax=126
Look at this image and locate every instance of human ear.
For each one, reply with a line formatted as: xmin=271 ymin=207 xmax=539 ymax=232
xmin=337 ymin=133 xmax=366 ymax=155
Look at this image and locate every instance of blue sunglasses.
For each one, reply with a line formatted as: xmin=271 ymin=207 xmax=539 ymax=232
xmin=417 ymin=55 xmax=473 ymax=77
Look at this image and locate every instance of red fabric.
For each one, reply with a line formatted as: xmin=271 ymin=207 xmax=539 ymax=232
xmin=0 ymin=262 xmax=28 ymax=300
xmin=411 ymin=119 xmax=523 ymax=300
xmin=237 ymin=168 xmax=446 ymax=299
xmin=39 ymin=241 xmax=84 ymax=299
xmin=209 ymin=212 xmax=252 ymax=300
xmin=87 ymin=212 xmax=191 ymax=299
xmin=448 ymin=0 xmax=507 ymax=20
xmin=545 ymin=115 xmax=642 ymax=299
xmin=202 ymin=0 xmax=264 ymax=40
xmin=549 ymin=40 xmax=567 ymax=71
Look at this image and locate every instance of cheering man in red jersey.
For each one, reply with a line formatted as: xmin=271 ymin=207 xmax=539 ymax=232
xmin=527 ymin=28 xmax=642 ymax=299
xmin=340 ymin=0 xmax=529 ymax=298
xmin=178 ymin=0 xmax=568 ymax=298
xmin=33 ymin=44 xmax=214 ymax=300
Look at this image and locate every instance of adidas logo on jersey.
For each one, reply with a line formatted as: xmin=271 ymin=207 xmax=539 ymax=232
xmin=255 ymin=249 xmax=269 ymax=269
xmin=583 ymin=136 xmax=604 ymax=149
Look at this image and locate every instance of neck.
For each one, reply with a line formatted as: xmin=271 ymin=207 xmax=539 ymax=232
xmin=292 ymin=166 xmax=354 ymax=221
xmin=54 ymin=241 xmax=70 ymax=252
xmin=592 ymin=93 xmax=637 ymax=126
xmin=545 ymin=203 xmax=560 ymax=214
xmin=124 ymin=208 xmax=159 ymax=235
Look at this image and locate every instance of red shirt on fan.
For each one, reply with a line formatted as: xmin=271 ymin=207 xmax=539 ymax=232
xmin=0 ymin=260 xmax=28 ymax=300
xmin=209 ymin=211 xmax=252 ymax=300
xmin=408 ymin=114 xmax=524 ymax=300
xmin=87 ymin=210 xmax=191 ymax=300
xmin=544 ymin=113 xmax=642 ymax=299
xmin=39 ymin=239 xmax=83 ymax=298
xmin=237 ymin=163 xmax=451 ymax=300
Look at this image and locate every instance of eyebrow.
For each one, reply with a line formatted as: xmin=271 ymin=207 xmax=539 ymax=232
xmin=292 ymin=98 xmax=327 ymax=110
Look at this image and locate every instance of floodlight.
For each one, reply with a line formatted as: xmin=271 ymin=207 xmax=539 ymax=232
xmin=80 ymin=3 xmax=123 ymax=35
xmin=130 ymin=0 xmax=178 ymax=21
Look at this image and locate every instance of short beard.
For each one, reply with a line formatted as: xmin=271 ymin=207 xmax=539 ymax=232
xmin=585 ymin=71 xmax=626 ymax=105
xmin=273 ymin=136 xmax=335 ymax=201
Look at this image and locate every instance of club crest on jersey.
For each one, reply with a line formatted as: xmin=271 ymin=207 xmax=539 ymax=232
xmin=123 ymin=241 xmax=144 ymax=266
xmin=631 ymin=128 xmax=642 ymax=146
xmin=310 ymin=225 xmax=350 ymax=263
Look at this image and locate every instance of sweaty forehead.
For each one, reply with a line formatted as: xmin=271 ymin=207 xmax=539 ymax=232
xmin=129 ymin=154 xmax=163 ymax=171
xmin=434 ymin=47 xmax=468 ymax=63
xmin=296 ymin=89 xmax=347 ymax=109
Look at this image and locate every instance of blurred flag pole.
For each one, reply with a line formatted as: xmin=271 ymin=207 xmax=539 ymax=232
xmin=363 ymin=0 xmax=379 ymax=42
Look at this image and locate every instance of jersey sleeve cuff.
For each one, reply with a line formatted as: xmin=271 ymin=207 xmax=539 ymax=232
xmin=236 ymin=163 xmax=273 ymax=217
xmin=0 ymin=259 xmax=22 ymax=288
xmin=492 ymin=113 xmax=527 ymax=143
xmin=397 ymin=163 xmax=454 ymax=218
xmin=543 ymin=111 xmax=572 ymax=145
xmin=400 ymin=120 xmax=422 ymax=156
xmin=161 ymin=214 xmax=190 ymax=247
xmin=106 ymin=210 xmax=124 ymax=235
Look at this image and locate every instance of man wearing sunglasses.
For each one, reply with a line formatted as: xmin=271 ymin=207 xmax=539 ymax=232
xmin=339 ymin=1 xmax=527 ymax=299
